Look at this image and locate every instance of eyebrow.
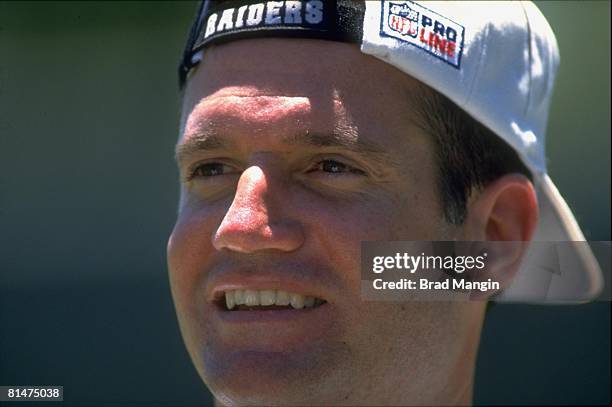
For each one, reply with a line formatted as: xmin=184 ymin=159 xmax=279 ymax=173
xmin=174 ymin=127 xmax=398 ymax=170
xmin=175 ymin=130 xmax=227 ymax=165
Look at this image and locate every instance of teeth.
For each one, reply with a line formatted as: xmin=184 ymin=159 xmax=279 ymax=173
xmin=260 ymin=290 xmax=276 ymax=306
xmin=290 ymin=293 xmax=304 ymax=309
xmin=275 ymin=290 xmax=290 ymax=306
xmin=244 ymin=290 xmax=259 ymax=306
xmin=234 ymin=289 xmax=245 ymax=305
xmin=225 ymin=291 xmax=235 ymax=310
xmin=222 ymin=289 xmax=323 ymax=310
xmin=304 ymin=296 xmax=315 ymax=308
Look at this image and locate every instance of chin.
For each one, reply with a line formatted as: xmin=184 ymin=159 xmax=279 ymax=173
xmin=198 ymin=341 xmax=351 ymax=406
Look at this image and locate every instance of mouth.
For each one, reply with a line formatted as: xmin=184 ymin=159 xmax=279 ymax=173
xmin=217 ymin=289 xmax=327 ymax=311
xmin=207 ymin=279 xmax=339 ymax=348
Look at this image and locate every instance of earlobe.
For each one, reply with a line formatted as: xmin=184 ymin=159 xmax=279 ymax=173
xmin=462 ymin=174 xmax=539 ymax=298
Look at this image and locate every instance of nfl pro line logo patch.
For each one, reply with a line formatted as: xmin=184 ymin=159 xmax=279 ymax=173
xmin=380 ymin=1 xmax=465 ymax=68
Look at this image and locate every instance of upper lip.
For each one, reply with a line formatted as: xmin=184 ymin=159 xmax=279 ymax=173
xmin=206 ymin=267 xmax=333 ymax=305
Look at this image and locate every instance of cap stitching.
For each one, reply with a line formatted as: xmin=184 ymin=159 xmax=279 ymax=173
xmin=520 ymin=1 xmax=533 ymax=116
xmin=463 ymin=19 xmax=491 ymax=108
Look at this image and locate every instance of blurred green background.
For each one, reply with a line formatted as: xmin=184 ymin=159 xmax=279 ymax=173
xmin=0 ymin=1 xmax=609 ymax=406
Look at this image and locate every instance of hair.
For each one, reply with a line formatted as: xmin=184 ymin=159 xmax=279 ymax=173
xmin=411 ymin=85 xmax=533 ymax=225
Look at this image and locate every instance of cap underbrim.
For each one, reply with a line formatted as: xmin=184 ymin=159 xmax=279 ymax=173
xmin=495 ymin=174 xmax=604 ymax=303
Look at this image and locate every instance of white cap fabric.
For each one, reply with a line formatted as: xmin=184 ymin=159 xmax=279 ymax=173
xmin=361 ymin=1 xmax=603 ymax=303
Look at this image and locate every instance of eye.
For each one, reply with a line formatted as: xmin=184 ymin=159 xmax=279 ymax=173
xmin=310 ymin=159 xmax=365 ymax=175
xmin=189 ymin=162 xmax=238 ymax=179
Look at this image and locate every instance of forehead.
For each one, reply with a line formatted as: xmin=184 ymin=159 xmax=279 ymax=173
xmin=180 ymin=38 xmax=427 ymax=148
xmin=184 ymin=38 xmax=415 ymax=97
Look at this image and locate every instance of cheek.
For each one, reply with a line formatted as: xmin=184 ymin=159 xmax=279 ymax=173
xmin=299 ymin=186 xmax=446 ymax=263
xmin=389 ymin=189 xmax=452 ymax=240
xmin=167 ymin=201 xmax=225 ymax=321
xmin=293 ymin=191 xmax=412 ymax=295
xmin=167 ymin=201 xmax=230 ymax=375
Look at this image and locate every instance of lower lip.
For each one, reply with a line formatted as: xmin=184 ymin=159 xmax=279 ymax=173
xmin=216 ymin=303 xmax=329 ymax=323
xmin=210 ymin=302 xmax=340 ymax=349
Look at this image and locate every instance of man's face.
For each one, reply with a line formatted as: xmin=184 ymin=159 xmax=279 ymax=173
xmin=168 ymin=39 xmax=486 ymax=405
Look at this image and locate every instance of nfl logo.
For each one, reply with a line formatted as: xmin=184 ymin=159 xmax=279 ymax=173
xmin=388 ymin=2 xmax=419 ymax=38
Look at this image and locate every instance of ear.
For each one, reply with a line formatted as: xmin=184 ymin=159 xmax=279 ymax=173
xmin=464 ymin=174 xmax=539 ymax=241
xmin=461 ymin=174 xmax=539 ymax=298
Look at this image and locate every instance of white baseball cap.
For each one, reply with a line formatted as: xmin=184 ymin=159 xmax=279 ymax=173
xmin=179 ymin=0 xmax=604 ymax=303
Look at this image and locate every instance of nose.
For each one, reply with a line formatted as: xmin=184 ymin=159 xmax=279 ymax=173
xmin=212 ymin=165 xmax=304 ymax=253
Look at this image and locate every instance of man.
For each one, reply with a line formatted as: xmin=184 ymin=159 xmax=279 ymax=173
xmin=167 ymin=1 xmax=603 ymax=405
